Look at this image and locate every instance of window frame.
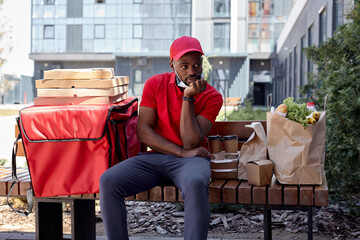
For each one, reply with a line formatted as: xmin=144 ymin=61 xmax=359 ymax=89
xmin=319 ymin=6 xmax=327 ymax=45
xmin=44 ymin=0 xmax=55 ymax=5
xmin=213 ymin=0 xmax=231 ymax=18
xmin=94 ymin=24 xmax=105 ymax=39
xmin=133 ymin=24 xmax=143 ymax=39
xmin=44 ymin=25 xmax=55 ymax=39
xmin=213 ymin=22 xmax=230 ymax=52
xmin=300 ymin=35 xmax=306 ymax=91
xmin=293 ymin=45 xmax=297 ymax=99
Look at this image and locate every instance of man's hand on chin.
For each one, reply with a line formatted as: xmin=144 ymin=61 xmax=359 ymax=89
xmin=184 ymin=80 xmax=207 ymax=98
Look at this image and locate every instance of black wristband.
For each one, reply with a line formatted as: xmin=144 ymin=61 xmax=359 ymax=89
xmin=183 ymin=96 xmax=195 ymax=103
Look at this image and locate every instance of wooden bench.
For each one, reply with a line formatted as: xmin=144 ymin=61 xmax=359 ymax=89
xmin=0 ymin=120 xmax=329 ymax=240
xmin=223 ymin=97 xmax=242 ymax=110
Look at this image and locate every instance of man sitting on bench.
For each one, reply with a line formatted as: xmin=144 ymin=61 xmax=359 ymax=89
xmin=100 ymin=36 xmax=223 ymax=240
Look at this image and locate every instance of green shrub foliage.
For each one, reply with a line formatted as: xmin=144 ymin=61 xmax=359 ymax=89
xmin=301 ymin=3 xmax=360 ymax=204
xmin=226 ymin=98 xmax=266 ymax=121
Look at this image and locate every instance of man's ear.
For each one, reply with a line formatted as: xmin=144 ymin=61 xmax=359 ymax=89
xmin=169 ymin=60 xmax=174 ymax=71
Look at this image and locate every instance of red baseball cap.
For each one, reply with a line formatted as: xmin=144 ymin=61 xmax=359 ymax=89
xmin=170 ymin=36 xmax=204 ymax=60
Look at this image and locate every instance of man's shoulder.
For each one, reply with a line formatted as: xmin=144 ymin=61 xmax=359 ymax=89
xmin=147 ymin=72 xmax=173 ymax=84
xmin=204 ymin=84 xmax=223 ymax=99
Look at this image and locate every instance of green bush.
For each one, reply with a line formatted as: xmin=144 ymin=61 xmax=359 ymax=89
xmin=301 ymin=2 xmax=360 ymax=210
xmin=225 ymin=98 xmax=266 ymax=121
xmin=0 ymin=159 xmax=6 ymax=166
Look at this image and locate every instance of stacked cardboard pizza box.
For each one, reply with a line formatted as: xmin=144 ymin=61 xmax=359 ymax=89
xmin=34 ymin=68 xmax=129 ymax=105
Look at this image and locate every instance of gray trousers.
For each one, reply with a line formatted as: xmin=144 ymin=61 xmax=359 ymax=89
xmin=99 ymin=153 xmax=211 ymax=240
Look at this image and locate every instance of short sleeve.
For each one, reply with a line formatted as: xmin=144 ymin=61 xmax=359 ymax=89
xmin=199 ymin=92 xmax=223 ymax=124
xmin=140 ymin=76 xmax=158 ymax=109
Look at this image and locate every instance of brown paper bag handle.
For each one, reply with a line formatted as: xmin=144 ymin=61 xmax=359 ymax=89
xmin=324 ymin=94 xmax=328 ymax=111
xmin=267 ymin=93 xmax=272 ymax=112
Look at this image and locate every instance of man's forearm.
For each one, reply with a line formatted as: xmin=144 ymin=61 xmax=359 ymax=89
xmin=180 ymin=100 xmax=203 ymax=149
xmin=138 ymin=125 xmax=184 ymax=157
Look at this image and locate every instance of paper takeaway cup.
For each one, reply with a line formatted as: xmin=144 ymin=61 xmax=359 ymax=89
xmin=207 ymin=135 xmax=223 ymax=153
xmin=223 ymin=135 xmax=238 ymax=153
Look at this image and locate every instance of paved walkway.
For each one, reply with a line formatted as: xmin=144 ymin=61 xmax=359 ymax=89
xmin=0 ymin=232 xmax=255 ymax=240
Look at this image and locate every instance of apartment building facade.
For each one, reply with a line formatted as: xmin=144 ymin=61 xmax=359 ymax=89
xmin=30 ymin=0 xmax=293 ymax=103
xmin=273 ymin=0 xmax=352 ymax=106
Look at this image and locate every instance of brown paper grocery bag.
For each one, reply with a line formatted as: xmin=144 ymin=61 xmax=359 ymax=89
xmin=266 ymin=111 xmax=326 ymax=185
xmin=238 ymin=122 xmax=267 ymax=180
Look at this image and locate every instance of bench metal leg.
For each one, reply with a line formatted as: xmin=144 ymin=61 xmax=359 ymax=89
xmin=307 ymin=207 xmax=313 ymax=240
xmin=72 ymin=199 xmax=96 ymax=240
xmin=36 ymin=200 xmax=63 ymax=240
xmin=263 ymin=206 xmax=272 ymax=240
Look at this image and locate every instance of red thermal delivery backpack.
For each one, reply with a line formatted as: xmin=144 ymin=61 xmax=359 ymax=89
xmin=8 ymin=97 xmax=140 ymax=215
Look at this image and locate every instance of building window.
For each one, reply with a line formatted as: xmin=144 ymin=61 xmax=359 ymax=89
xmin=134 ymin=0 xmax=143 ymax=3
xmin=214 ymin=23 xmax=230 ymax=52
xmin=94 ymin=25 xmax=105 ymax=39
xmin=289 ymin=52 xmax=292 ymax=97
xmin=284 ymin=58 xmax=288 ymax=97
xmin=44 ymin=25 xmax=55 ymax=39
xmin=300 ymin=36 xmax=305 ymax=91
xmin=67 ymin=0 xmax=83 ymax=18
xmin=44 ymin=0 xmax=54 ymax=5
xmin=293 ymin=46 xmax=297 ymax=99
xmin=332 ymin=0 xmax=344 ymax=33
xmin=66 ymin=25 xmax=82 ymax=52
xmin=96 ymin=0 xmax=105 ymax=3
xmin=214 ymin=0 xmax=230 ymax=18
xmin=307 ymin=25 xmax=314 ymax=73
xmin=133 ymin=25 xmax=143 ymax=39
xmin=133 ymin=69 xmax=143 ymax=96
xmin=248 ymin=23 xmax=260 ymax=38
xmin=319 ymin=7 xmax=327 ymax=44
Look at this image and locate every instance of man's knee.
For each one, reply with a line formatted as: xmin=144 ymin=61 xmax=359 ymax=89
xmin=183 ymin=177 xmax=209 ymax=194
xmin=99 ymin=169 xmax=125 ymax=195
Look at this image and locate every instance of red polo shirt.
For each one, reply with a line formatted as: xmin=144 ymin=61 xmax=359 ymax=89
xmin=140 ymin=72 xmax=223 ymax=146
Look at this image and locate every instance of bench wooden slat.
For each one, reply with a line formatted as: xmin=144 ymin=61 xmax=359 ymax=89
xmin=136 ymin=191 xmax=148 ymax=201
xmin=17 ymin=141 xmax=26 ymax=157
xmin=149 ymin=186 xmax=162 ymax=201
xmin=252 ymin=185 xmax=267 ymax=205
xmin=15 ymin=125 xmax=20 ymax=138
xmin=284 ymin=185 xmax=298 ymax=205
xmin=300 ymin=186 xmax=314 ymax=206
xmin=315 ymin=171 xmax=329 ymax=206
xmin=268 ymin=175 xmax=282 ymax=205
xmin=222 ymin=180 xmax=240 ymax=204
xmin=125 ymin=195 xmax=135 ymax=200
xmin=82 ymin=194 xmax=96 ymax=199
xmin=163 ymin=186 xmax=176 ymax=202
xmin=19 ymin=180 xmax=31 ymax=195
xmin=0 ymin=183 xmax=6 ymax=196
xmin=209 ymin=179 xmax=226 ymax=203
xmin=7 ymin=173 xmax=31 ymax=196
xmin=70 ymin=194 xmax=82 ymax=198
xmin=238 ymin=181 xmax=252 ymax=204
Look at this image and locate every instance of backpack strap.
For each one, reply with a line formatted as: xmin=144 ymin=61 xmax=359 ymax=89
xmin=7 ymin=125 xmax=34 ymax=217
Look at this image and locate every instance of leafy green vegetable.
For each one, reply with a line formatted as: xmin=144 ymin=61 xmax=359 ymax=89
xmin=283 ymin=97 xmax=311 ymax=127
